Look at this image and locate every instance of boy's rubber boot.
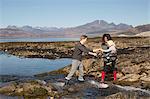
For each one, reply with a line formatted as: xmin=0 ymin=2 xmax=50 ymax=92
xmin=78 ymin=78 xmax=85 ymax=82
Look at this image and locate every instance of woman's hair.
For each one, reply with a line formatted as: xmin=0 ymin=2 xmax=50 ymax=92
xmin=102 ymin=34 xmax=112 ymax=43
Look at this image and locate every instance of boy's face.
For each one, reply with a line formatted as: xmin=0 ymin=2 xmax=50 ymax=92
xmin=82 ymin=38 xmax=87 ymax=44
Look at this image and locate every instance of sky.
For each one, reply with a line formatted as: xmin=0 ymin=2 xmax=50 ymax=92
xmin=0 ymin=0 xmax=150 ymax=28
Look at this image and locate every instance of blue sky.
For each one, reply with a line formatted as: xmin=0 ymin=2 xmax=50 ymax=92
xmin=0 ymin=0 xmax=149 ymax=27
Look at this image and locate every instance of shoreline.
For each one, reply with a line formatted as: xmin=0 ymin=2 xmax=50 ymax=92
xmin=0 ymin=37 xmax=150 ymax=98
xmin=0 ymin=37 xmax=149 ymax=59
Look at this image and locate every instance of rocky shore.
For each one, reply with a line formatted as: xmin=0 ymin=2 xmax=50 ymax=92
xmin=0 ymin=41 xmax=75 ymax=59
xmin=0 ymin=37 xmax=150 ymax=98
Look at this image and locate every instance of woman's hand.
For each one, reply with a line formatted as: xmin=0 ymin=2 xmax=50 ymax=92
xmin=99 ymin=48 xmax=104 ymax=52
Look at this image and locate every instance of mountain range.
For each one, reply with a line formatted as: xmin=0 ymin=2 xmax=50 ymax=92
xmin=0 ymin=20 xmax=149 ymax=38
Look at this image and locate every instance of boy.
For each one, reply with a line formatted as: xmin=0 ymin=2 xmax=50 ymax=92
xmin=65 ymin=35 xmax=97 ymax=82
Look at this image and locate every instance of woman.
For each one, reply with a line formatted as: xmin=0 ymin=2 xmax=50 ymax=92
xmin=100 ymin=34 xmax=117 ymax=83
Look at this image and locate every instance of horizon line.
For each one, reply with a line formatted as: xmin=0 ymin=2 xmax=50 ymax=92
xmin=1 ymin=20 xmax=149 ymax=28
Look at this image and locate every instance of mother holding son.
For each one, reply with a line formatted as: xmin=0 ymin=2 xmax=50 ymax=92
xmin=65 ymin=34 xmax=117 ymax=84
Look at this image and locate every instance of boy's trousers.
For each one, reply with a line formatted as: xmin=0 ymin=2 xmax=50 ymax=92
xmin=66 ymin=59 xmax=84 ymax=79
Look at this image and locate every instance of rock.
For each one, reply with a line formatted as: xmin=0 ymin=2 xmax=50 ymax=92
xmin=122 ymin=65 xmax=140 ymax=74
xmin=29 ymin=87 xmax=48 ymax=96
xmin=0 ymin=75 xmax=20 ymax=82
xmin=0 ymin=80 xmax=55 ymax=97
xmin=141 ymin=82 xmax=150 ymax=89
xmin=121 ymin=66 xmax=132 ymax=74
xmin=36 ymin=80 xmax=47 ymax=85
xmin=118 ymin=74 xmax=140 ymax=82
xmin=146 ymin=70 xmax=150 ymax=75
xmin=131 ymin=58 xmax=145 ymax=64
xmin=82 ymin=59 xmax=96 ymax=71
xmin=140 ymin=76 xmax=150 ymax=82
xmin=144 ymin=64 xmax=150 ymax=70
xmin=0 ymin=83 xmax=16 ymax=94
xmin=44 ymin=83 xmax=54 ymax=93
xmin=22 ymin=82 xmax=52 ymax=97
xmin=15 ymin=87 xmax=23 ymax=94
xmin=117 ymin=72 xmax=124 ymax=79
xmin=140 ymin=72 xmax=147 ymax=77
xmin=89 ymin=72 xmax=101 ymax=78
xmin=68 ymin=87 xmax=75 ymax=92
xmin=105 ymin=92 xmax=138 ymax=99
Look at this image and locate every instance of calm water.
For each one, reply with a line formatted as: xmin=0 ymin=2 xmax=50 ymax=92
xmin=0 ymin=37 xmax=79 ymax=42
xmin=0 ymin=52 xmax=71 ymax=76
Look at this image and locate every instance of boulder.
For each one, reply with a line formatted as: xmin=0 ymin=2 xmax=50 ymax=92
xmin=0 ymin=80 xmax=55 ymax=97
xmin=22 ymin=82 xmax=50 ymax=96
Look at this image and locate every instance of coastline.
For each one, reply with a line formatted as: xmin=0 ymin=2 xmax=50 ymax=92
xmin=0 ymin=37 xmax=150 ymax=98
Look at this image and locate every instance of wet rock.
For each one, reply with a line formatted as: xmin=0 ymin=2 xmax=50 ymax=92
xmin=0 ymin=75 xmax=20 ymax=82
xmin=68 ymin=87 xmax=75 ymax=92
xmin=26 ymin=87 xmax=48 ymax=97
xmin=22 ymin=82 xmax=48 ymax=96
xmin=35 ymin=79 xmax=47 ymax=85
xmin=23 ymin=82 xmax=39 ymax=92
xmin=0 ymin=80 xmax=55 ymax=97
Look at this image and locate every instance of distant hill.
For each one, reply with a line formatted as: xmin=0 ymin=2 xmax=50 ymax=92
xmin=1 ymin=20 xmax=149 ymax=38
xmin=117 ymin=24 xmax=150 ymax=36
xmin=135 ymin=24 xmax=150 ymax=32
xmin=136 ymin=31 xmax=150 ymax=36
xmin=64 ymin=20 xmax=132 ymax=36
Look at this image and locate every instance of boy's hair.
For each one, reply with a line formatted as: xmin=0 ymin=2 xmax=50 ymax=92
xmin=80 ymin=35 xmax=88 ymax=40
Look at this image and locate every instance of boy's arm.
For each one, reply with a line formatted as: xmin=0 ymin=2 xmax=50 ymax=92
xmin=79 ymin=45 xmax=92 ymax=53
xmin=79 ymin=45 xmax=97 ymax=56
xmin=88 ymin=52 xmax=97 ymax=56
